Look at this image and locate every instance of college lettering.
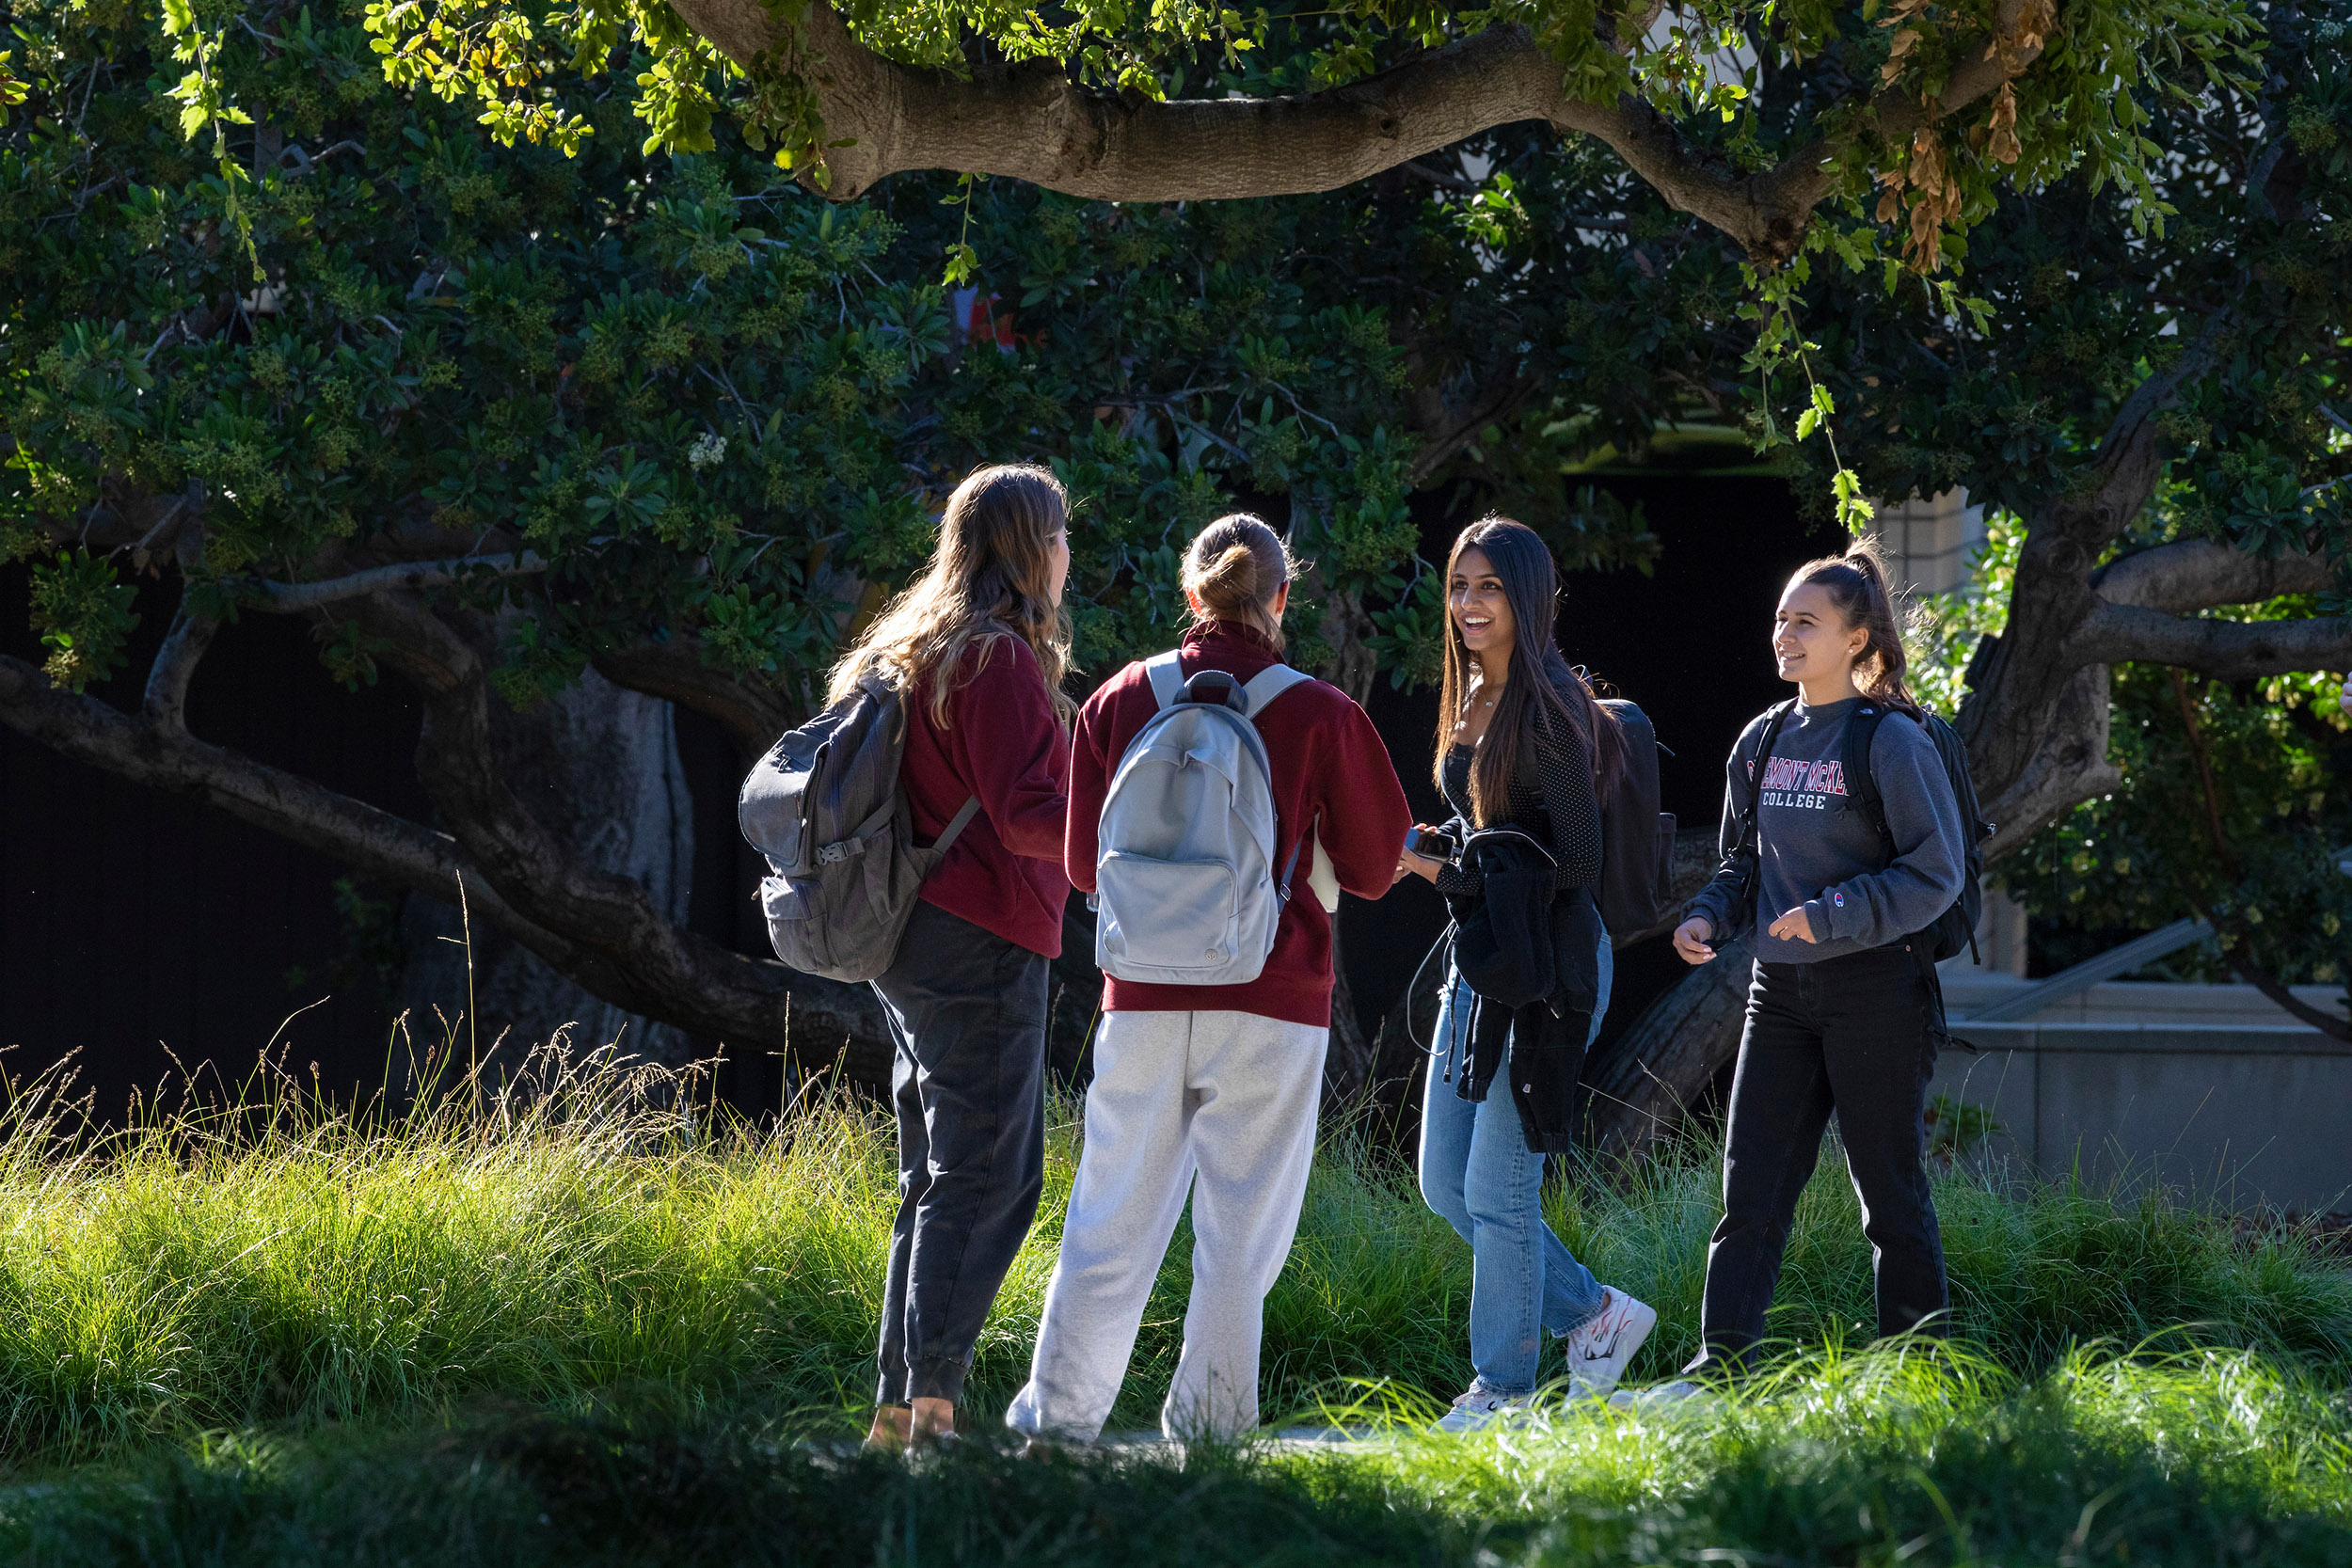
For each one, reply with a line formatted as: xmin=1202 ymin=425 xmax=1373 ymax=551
xmin=1757 ymin=754 xmax=1847 ymax=810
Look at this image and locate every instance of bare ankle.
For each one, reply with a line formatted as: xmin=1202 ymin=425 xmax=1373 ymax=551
xmin=865 ymin=1403 xmax=913 ymax=1450
xmin=910 ymin=1396 xmax=956 ymax=1444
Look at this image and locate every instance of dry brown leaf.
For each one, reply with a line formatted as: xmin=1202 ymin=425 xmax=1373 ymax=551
xmin=1880 ymin=24 xmax=1923 ymax=85
xmin=1909 ymin=127 xmax=1948 ymax=196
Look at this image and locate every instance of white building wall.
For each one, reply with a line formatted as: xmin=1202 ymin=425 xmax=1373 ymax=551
xmin=1858 ymin=488 xmax=2027 ymax=976
xmin=1863 ymin=486 xmax=1987 ymax=599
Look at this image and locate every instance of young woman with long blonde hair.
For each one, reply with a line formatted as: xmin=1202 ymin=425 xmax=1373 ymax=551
xmin=830 ymin=463 xmax=1074 ymax=1449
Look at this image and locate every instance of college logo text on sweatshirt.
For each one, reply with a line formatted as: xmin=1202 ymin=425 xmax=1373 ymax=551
xmin=1755 ymin=754 xmax=1850 ymax=812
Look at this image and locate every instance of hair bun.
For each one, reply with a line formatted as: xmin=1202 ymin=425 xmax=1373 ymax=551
xmin=1180 ymin=515 xmax=1297 ymax=651
xmin=1201 ymin=543 xmax=1258 ymax=606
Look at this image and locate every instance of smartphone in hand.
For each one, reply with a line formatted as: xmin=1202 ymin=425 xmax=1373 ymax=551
xmin=1404 ymin=825 xmax=1457 ymax=862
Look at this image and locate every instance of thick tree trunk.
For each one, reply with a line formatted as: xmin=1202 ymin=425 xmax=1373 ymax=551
xmin=1581 ymin=936 xmax=1752 ymax=1163
xmin=393 ymin=663 xmax=698 ymax=1070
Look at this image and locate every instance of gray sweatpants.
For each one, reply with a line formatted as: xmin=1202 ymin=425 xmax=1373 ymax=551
xmin=1005 ymin=1008 xmax=1327 ymax=1441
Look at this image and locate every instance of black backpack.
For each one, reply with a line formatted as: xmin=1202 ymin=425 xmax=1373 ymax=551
xmin=1594 ymin=698 xmax=1677 ymax=941
xmin=1845 ymin=703 xmax=1993 ymax=964
xmin=1736 ymin=699 xmax=1992 ymax=963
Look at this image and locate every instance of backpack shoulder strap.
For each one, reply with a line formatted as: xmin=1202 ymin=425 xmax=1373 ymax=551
xmin=1232 ymin=664 xmax=1314 ymax=903
xmin=1738 ymin=701 xmax=1797 ymax=836
xmin=1240 ymin=662 xmax=1311 ymax=716
xmin=1144 ymin=649 xmax=1186 ymax=710
xmin=1841 ymin=703 xmax=1897 ymax=857
xmin=933 ymin=795 xmax=982 ymax=855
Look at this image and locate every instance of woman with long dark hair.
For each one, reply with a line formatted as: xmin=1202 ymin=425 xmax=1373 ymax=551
xmin=1643 ymin=540 xmax=1965 ymax=1403
xmin=829 ymin=463 xmax=1074 ymax=1449
xmin=1396 ymin=516 xmax=1657 ymax=1430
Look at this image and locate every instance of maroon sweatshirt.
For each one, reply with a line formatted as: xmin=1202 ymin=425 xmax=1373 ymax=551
xmin=1068 ymin=623 xmax=1413 ymax=1028
xmin=900 ymin=636 xmax=1073 ymax=958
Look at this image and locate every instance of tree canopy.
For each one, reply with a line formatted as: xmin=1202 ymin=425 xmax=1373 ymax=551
xmin=1 ymin=0 xmax=2347 ymax=1117
xmin=0 ymin=0 xmax=1665 ymax=1085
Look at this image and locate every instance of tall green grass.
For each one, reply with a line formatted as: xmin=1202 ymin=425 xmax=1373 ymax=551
xmin=0 ymin=1040 xmax=2342 ymax=1468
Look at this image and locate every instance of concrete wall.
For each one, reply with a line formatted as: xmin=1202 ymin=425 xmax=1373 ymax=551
xmin=1930 ymin=1019 xmax=2352 ymax=1216
xmin=1942 ymin=974 xmax=2350 ymax=1026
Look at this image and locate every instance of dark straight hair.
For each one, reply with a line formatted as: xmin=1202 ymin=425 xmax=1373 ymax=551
xmin=1432 ymin=516 xmax=1625 ymax=826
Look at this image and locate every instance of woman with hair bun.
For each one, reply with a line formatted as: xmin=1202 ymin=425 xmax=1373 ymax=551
xmin=1640 ymin=539 xmax=1966 ymax=1403
xmin=1008 ymin=513 xmax=1412 ymax=1444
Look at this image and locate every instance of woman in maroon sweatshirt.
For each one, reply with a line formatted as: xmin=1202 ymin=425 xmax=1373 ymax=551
xmin=1006 ymin=514 xmax=1412 ymax=1442
xmin=829 ymin=464 xmax=1073 ymax=1450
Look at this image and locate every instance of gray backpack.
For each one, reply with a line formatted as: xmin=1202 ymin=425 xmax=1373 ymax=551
xmin=1093 ymin=653 xmax=1311 ymax=986
xmin=738 ymin=671 xmax=978 ymax=983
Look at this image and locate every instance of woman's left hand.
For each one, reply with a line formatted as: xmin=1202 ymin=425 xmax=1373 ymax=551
xmin=1397 ymin=850 xmax=1444 ymax=884
xmin=1767 ymin=905 xmax=1819 ymax=943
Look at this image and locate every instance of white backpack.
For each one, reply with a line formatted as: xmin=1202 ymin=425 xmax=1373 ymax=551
xmin=1094 ymin=652 xmax=1313 ymax=986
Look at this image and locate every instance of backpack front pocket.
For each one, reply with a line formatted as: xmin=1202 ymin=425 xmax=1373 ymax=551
xmin=1095 ymin=851 xmax=1244 ymax=980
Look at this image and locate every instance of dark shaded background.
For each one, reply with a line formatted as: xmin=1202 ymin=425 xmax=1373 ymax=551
xmin=1 ymin=472 xmax=1831 ymax=1121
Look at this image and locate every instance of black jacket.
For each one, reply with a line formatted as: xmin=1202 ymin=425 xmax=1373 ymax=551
xmin=1438 ymin=711 xmax=1608 ymax=1155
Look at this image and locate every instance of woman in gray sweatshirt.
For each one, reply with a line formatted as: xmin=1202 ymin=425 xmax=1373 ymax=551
xmin=1641 ymin=542 xmax=1965 ymax=1402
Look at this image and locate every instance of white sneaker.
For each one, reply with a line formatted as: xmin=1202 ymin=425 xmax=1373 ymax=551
xmin=1609 ymin=1379 xmax=1715 ymax=1414
xmin=1559 ymin=1289 xmax=1657 ymax=1398
xmin=1435 ymin=1385 xmax=1534 ymax=1433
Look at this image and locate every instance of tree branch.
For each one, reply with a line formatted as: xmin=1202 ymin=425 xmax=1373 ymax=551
xmin=1980 ymin=663 xmax=2122 ymax=862
xmin=246 ymin=552 xmax=548 ymax=613
xmin=2169 ymin=675 xmax=2352 ymax=1044
xmin=2207 ymin=926 xmax=2352 ymax=1040
xmin=671 ymin=3 xmax=2042 ymax=261
xmin=592 ymin=639 xmax=798 ymax=760
xmin=1958 ymin=314 xmax=2233 ymax=801
xmin=1582 ymin=932 xmax=1753 ymax=1163
xmin=346 ymin=593 xmax=867 ymax=1052
xmin=141 ymin=596 xmax=217 ymax=732
xmin=1408 ymin=368 xmax=1538 ymax=483
xmin=1 ymin=649 xmax=528 ymax=929
xmin=2090 ymin=538 xmax=2338 ymax=613
xmin=2069 ymin=603 xmax=2352 ymax=680
xmin=0 ymin=641 xmax=889 ymax=1070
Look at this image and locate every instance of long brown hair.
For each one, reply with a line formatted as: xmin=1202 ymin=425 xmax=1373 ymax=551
xmin=1432 ymin=516 xmax=1625 ymax=826
xmin=1788 ymin=538 xmax=1921 ymax=716
xmin=1182 ymin=513 xmax=1296 ymax=651
xmin=827 ymin=464 xmax=1074 ymax=726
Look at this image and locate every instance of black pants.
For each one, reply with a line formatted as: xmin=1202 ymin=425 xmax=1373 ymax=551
xmin=869 ymin=899 xmax=1049 ymax=1405
xmin=1692 ymin=942 xmax=1947 ymax=1375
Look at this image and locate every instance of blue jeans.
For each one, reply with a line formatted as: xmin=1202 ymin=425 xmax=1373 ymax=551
xmin=1419 ymin=937 xmax=1613 ymax=1396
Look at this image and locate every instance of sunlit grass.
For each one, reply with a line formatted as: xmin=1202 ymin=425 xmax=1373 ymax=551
xmin=0 ymin=1344 xmax=2344 ymax=1565
xmin=0 ymin=1034 xmax=2341 ymax=1478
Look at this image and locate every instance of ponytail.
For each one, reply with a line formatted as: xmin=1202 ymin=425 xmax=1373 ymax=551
xmin=1182 ymin=514 xmax=1297 ymax=651
xmin=1789 ymin=538 xmax=1922 ymax=716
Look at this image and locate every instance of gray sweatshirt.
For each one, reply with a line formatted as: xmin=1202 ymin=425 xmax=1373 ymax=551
xmin=1685 ymin=696 xmax=1965 ymax=963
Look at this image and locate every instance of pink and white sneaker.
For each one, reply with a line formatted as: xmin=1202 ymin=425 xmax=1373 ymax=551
xmin=1560 ymin=1288 xmax=1657 ymax=1399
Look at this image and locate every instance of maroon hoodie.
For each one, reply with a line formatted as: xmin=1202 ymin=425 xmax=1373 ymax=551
xmin=898 ymin=636 xmax=1072 ymax=958
xmin=1067 ymin=623 xmax=1413 ymax=1028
